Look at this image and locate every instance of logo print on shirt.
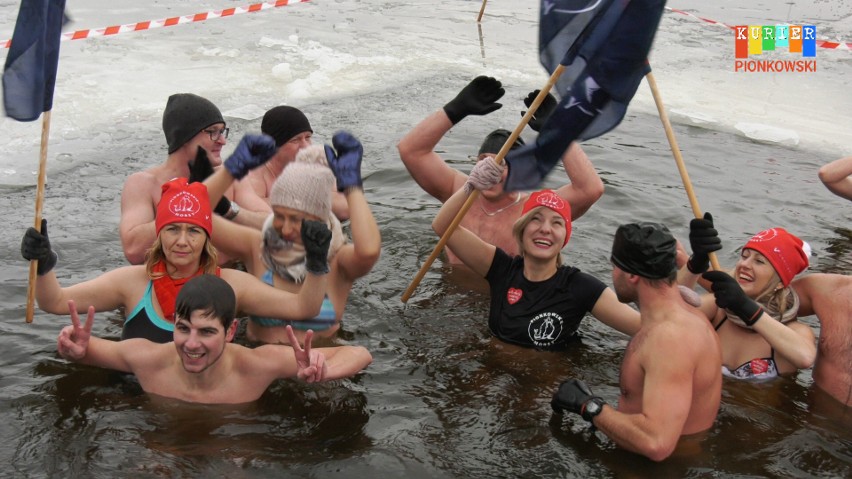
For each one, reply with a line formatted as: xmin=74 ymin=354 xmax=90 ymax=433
xmin=507 ymin=288 xmax=523 ymax=304
xmin=528 ymin=312 xmax=564 ymax=347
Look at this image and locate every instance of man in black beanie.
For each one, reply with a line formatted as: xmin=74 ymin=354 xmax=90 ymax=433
xmin=551 ymin=222 xmax=722 ymax=461
xmin=118 ymin=93 xmax=237 ymax=264
xmin=397 ymin=76 xmax=604 ymax=264
xmin=229 ymin=105 xmax=350 ymax=224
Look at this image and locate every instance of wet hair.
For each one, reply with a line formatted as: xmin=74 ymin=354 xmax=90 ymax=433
xmin=512 ymin=205 xmax=564 ymax=267
xmin=174 ymin=275 xmax=236 ymax=330
xmin=144 ymin=234 xmax=219 ymax=279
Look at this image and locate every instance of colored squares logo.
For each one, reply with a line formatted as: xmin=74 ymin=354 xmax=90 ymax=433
xmin=735 ymin=24 xmax=816 ymax=58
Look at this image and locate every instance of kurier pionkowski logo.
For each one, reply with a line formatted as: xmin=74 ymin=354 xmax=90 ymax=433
xmin=734 ymin=25 xmax=817 ymax=72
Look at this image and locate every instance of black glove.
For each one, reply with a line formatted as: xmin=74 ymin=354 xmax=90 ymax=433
xmin=223 ymin=134 xmax=277 ymax=180
xmin=522 ymin=89 xmax=557 ymax=132
xmin=702 ymin=271 xmax=764 ymax=326
xmin=189 ymin=146 xmax=232 ymax=216
xmin=324 ymin=131 xmax=363 ymax=192
xmin=551 ymin=378 xmax=604 ymax=421
xmin=301 ymin=220 xmax=331 ymax=275
xmin=442 ymin=76 xmax=505 ymax=125
xmin=687 ymin=212 xmax=721 ymax=274
xmin=21 ymin=219 xmax=58 ymax=275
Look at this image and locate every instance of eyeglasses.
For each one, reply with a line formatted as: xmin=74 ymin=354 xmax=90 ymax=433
xmin=203 ymin=127 xmax=229 ymax=142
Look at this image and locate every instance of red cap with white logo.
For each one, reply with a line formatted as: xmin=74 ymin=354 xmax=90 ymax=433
xmin=520 ymin=189 xmax=572 ymax=246
xmin=155 ymin=177 xmax=213 ymax=237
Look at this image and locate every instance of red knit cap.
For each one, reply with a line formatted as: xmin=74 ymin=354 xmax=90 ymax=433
xmin=521 ymin=189 xmax=572 ymax=246
xmin=743 ymin=227 xmax=809 ymax=286
xmin=156 ymin=178 xmax=213 ymax=237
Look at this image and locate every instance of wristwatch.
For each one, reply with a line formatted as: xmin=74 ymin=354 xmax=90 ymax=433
xmin=581 ymin=397 xmax=607 ymax=423
xmin=224 ymin=201 xmax=240 ymax=220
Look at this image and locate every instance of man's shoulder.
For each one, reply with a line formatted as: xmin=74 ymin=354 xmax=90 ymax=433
xmin=122 ymin=167 xmax=167 ymax=193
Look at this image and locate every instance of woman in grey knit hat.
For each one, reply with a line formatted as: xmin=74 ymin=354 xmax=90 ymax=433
xmin=206 ymin=131 xmax=381 ymax=345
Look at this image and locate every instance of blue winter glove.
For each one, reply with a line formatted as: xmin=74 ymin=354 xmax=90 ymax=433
xmin=189 ymin=146 xmax=232 ymax=216
xmin=223 ymin=134 xmax=277 ymax=180
xmin=21 ymin=219 xmax=58 ymax=275
xmin=302 ymin=220 xmax=331 ymax=275
xmin=522 ymin=89 xmax=557 ymax=132
xmin=324 ymin=131 xmax=363 ymax=192
xmin=702 ymin=271 xmax=764 ymax=326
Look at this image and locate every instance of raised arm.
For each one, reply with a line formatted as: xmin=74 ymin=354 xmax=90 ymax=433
xmin=119 ymin=171 xmax=159 ymax=264
xmin=397 ymin=110 xmax=468 ymax=202
xmin=431 ymin=157 xmax=503 ymax=277
xmin=210 ymin=215 xmax=264 ymax=271
xmin=398 ymin=76 xmax=505 ymax=202
xmin=553 ymin=143 xmax=604 ymax=220
xmin=818 ymin=156 xmax=852 ymax=200
xmin=324 ymin=132 xmax=381 ymax=280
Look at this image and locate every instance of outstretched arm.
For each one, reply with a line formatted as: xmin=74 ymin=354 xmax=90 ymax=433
xmin=818 ymin=156 xmax=852 ymax=200
xmin=590 ymin=288 xmax=641 ymax=336
xmin=57 ymin=300 xmax=136 ymax=373
xmin=553 ymin=143 xmax=604 ymax=221
xmin=398 ymin=76 xmax=505 ymax=202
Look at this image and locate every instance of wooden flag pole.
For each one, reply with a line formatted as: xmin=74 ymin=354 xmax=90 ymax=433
xmin=26 ymin=110 xmax=52 ymax=323
xmin=645 ymin=70 xmax=721 ymax=271
xmin=402 ymin=65 xmax=566 ymax=303
xmin=476 ymin=0 xmax=488 ymax=22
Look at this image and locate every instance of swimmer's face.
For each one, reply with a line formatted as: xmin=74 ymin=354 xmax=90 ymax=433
xmin=173 ymin=311 xmax=235 ymax=374
xmin=521 ymin=208 xmax=567 ymax=261
xmin=159 ymin=222 xmax=207 ymax=268
xmin=735 ymin=248 xmax=781 ymax=298
xmin=275 ymin=131 xmax=313 ymax=166
xmin=272 ymin=205 xmax=322 ymax=243
xmin=611 ymin=264 xmax=637 ymax=303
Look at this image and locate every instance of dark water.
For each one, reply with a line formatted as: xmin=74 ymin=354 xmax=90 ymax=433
xmin=1 ymin=79 xmax=850 ymax=477
xmin=1 ymin=0 xmax=851 ymax=475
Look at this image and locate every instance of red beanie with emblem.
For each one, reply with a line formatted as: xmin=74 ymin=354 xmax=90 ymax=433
xmin=156 ymin=177 xmax=213 ymax=237
xmin=520 ymin=189 xmax=572 ymax=246
xmin=743 ymin=227 xmax=809 ymax=286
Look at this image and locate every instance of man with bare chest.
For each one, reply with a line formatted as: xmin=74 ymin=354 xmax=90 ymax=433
xmin=397 ymin=76 xmax=604 ymax=263
xmin=551 ymin=222 xmax=722 ymax=461
xmin=792 ymin=274 xmax=852 ymax=406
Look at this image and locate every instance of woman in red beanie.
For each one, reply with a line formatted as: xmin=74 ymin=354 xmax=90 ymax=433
xmin=430 ymin=156 xmax=641 ymax=351
xmin=20 ymin=136 xmax=347 ymax=346
xmin=682 ymin=218 xmax=817 ymax=380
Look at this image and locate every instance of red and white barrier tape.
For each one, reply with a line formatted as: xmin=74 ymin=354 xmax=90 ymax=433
xmin=2 ymin=0 xmax=309 ymax=49
xmin=666 ymin=6 xmax=852 ymax=51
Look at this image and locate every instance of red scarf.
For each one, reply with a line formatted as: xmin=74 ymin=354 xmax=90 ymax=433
xmin=152 ymin=261 xmax=220 ymax=323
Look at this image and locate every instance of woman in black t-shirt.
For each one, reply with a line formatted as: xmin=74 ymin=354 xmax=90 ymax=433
xmin=431 ymin=156 xmax=640 ymax=350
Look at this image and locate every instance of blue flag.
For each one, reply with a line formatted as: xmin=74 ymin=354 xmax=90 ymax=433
xmin=3 ymin=0 xmax=68 ymax=122
xmin=505 ymin=0 xmax=666 ymax=191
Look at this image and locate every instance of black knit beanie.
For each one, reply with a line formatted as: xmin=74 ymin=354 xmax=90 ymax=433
xmin=162 ymin=93 xmax=225 ymax=154
xmin=261 ymin=106 xmax=313 ymax=147
xmin=478 ymin=129 xmax=524 ymax=156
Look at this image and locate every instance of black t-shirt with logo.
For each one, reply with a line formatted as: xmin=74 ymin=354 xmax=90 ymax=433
xmin=485 ymin=248 xmax=606 ymax=350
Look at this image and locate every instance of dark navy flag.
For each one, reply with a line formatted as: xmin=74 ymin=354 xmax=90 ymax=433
xmin=3 ymin=0 xmax=68 ymax=122
xmin=505 ymin=0 xmax=666 ymax=191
